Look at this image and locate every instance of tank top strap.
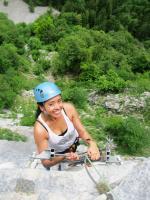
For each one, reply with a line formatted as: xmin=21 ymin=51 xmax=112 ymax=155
xmin=38 ymin=114 xmax=52 ymax=133
xmin=36 ymin=119 xmax=48 ymax=132
xmin=62 ymin=108 xmax=71 ymax=123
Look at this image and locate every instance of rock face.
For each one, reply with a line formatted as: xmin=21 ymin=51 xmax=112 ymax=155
xmin=88 ymin=91 xmax=150 ymax=113
xmin=0 ymin=116 xmax=150 ymax=200
xmin=0 ymin=0 xmax=59 ymax=24
xmin=0 ymin=167 xmax=99 ymax=200
xmin=104 ymin=93 xmax=149 ymax=113
xmin=111 ymin=159 xmax=150 ymax=200
xmin=0 ymin=158 xmax=150 ymax=200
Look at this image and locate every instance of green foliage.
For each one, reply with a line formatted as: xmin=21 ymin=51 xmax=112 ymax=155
xmin=96 ymin=69 xmax=126 ymax=93
xmin=20 ymin=108 xmax=36 ymax=126
xmin=55 ymin=34 xmax=88 ymax=74
xmin=33 ymin=14 xmax=56 ymax=43
xmin=34 ymin=58 xmax=51 ymax=75
xmin=142 ymin=97 xmax=150 ymax=125
xmin=0 ymin=68 xmax=38 ymax=110
xmin=0 ymin=128 xmax=27 ymax=142
xmin=0 ymin=43 xmax=19 ymax=73
xmin=96 ymin=180 xmax=110 ymax=194
xmin=81 ymin=115 xmax=106 ymax=142
xmin=3 ymin=0 xmax=8 ymax=6
xmin=0 ymin=43 xmax=29 ymax=73
xmin=30 ymin=49 xmax=40 ymax=61
xmin=62 ymin=85 xmax=88 ymax=109
xmin=127 ymin=72 xmax=150 ymax=93
xmin=28 ymin=0 xmax=35 ymax=13
xmin=28 ymin=37 xmax=42 ymax=50
xmin=60 ymin=12 xmax=82 ymax=25
xmin=131 ymin=50 xmax=150 ymax=73
xmin=106 ymin=116 xmax=149 ymax=155
xmin=80 ymin=63 xmax=103 ymax=82
xmin=51 ymin=26 xmax=149 ymax=81
xmin=23 ymin=0 xmax=50 ymax=6
xmin=62 ymin=0 xmax=150 ymax=41
xmin=0 ymin=75 xmax=16 ymax=109
xmin=12 ymin=97 xmax=36 ymax=126
xmin=0 ymin=13 xmax=25 ymax=49
xmin=16 ymin=23 xmax=32 ymax=43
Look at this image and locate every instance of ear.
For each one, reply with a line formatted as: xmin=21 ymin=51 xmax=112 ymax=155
xmin=39 ymin=105 xmax=45 ymax=112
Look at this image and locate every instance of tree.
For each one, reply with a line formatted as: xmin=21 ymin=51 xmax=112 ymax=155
xmin=33 ymin=14 xmax=56 ymax=43
xmin=56 ymin=34 xmax=88 ymax=74
xmin=0 ymin=44 xmax=20 ymax=73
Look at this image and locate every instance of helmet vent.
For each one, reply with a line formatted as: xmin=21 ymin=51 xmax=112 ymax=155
xmin=40 ymin=90 xmax=44 ymax=98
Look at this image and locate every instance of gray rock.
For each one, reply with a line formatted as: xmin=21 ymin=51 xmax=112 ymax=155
xmin=111 ymin=159 xmax=150 ymax=200
xmin=95 ymin=194 xmax=107 ymax=200
xmin=0 ymin=117 xmax=149 ymax=200
xmin=15 ymin=178 xmax=35 ymax=194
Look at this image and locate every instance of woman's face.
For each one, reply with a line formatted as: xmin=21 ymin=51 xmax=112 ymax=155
xmin=41 ymin=95 xmax=63 ymax=118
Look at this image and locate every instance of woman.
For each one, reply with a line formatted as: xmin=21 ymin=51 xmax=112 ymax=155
xmin=33 ymin=81 xmax=100 ymax=168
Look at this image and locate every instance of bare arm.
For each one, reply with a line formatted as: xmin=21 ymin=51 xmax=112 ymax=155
xmin=63 ymin=103 xmax=100 ymax=160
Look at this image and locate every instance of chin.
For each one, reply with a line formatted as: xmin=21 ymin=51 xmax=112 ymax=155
xmin=52 ymin=111 xmax=62 ymax=118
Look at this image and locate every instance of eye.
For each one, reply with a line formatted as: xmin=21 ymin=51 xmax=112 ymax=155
xmin=48 ymin=103 xmax=54 ymax=107
xmin=58 ymin=98 xmax=62 ymax=103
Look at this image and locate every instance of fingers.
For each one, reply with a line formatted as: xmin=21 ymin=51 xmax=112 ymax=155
xmin=87 ymin=150 xmax=100 ymax=160
xmin=66 ymin=152 xmax=79 ymax=161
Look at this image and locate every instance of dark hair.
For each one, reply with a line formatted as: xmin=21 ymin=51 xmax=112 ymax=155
xmin=35 ymin=102 xmax=44 ymax=119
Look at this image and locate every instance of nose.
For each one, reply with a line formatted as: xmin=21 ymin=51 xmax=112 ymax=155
xmin=54 ymin=102 xmax=61 ymax=109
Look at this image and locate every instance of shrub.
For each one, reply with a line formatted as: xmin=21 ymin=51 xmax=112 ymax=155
xmin=0 ymin=128 xmax=27 ymax=142
xmin=62 ymin=86 xmax=88 ymax=109
xmin=96 ymin=69 xmax=126 ymax=93
xmin=33 ymin=14 xmax=56 ymax=43
xmin=12 ymin=97 xmax=36 ymax=126
xmin=106 ymin=116 xmax=149 ymax=155
xmin=60 ymin=12 xmax=82 ymax=25
xmin=142 ymin=97 xmax=150 ymax=125
xmin=0 ymin=75 xmax=16 ymax=109
xmin=29 ymin=5 xmax=34 ymax=13
xmin=127 ymin=72 xmax=150 ymax=93
xmin=28 ymin=37 xmax=42 ymax=50
xmin=3 ymin=0 xmax=8 ymax=6
xmin=56 ymin=34 xmax=88 ymax=74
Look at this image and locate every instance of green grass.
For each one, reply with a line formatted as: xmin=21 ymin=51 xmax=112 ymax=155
xmin=0 ymin=128 xmax=27 ymax=142
xmin=11 ymin=95 xmax=36 ymax=126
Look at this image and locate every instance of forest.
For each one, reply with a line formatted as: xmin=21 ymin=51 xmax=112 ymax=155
xmin=0 ymin=0 xmax=150 ymax=156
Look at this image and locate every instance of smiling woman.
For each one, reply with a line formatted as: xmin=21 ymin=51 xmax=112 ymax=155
xmin=33 ymin=81 xmax=100 ymax=169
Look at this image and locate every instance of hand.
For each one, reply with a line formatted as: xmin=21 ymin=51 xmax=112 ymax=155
xmin=66 ymin=152 xmax=79 ymax=161
xmin=87 ymin=142 xmax=100 ymax=160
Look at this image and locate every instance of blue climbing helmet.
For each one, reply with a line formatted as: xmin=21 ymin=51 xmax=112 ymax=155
xmin=34 ymin=82 xmax=61 ymax=103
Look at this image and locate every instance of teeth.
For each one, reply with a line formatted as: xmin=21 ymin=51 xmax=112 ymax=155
xmin=54 ymin=111 xmax=60 ymax=114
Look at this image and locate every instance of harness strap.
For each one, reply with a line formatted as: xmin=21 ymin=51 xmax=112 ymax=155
xmin=57 ymin=137 xmax=80 ymax=154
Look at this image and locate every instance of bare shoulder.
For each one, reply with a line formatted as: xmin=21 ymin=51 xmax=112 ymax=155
xmin=63 ymin=102 xmax=78 ymax=119
xmin=63 ymin=102 xmax=76 ymax=111
xmin=34 ymin=121 xmax=48 ymax=143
